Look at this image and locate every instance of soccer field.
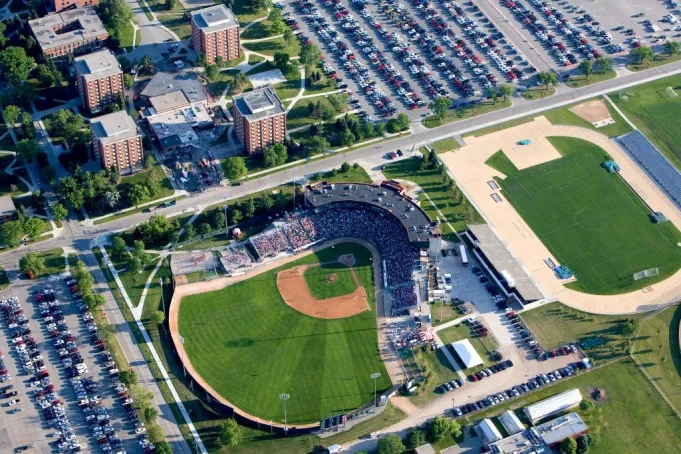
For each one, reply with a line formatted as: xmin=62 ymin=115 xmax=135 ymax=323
xmin=177 ymin=242 xmax=391 ymax=424
xmin=493 ymin=136 xmax=681 ymax=295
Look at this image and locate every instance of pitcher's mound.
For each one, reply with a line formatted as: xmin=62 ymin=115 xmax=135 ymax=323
xmin=569 ymin=100 xmax=615 ymax=128
xmin=327 ymin=274 xmax=338 ymax=283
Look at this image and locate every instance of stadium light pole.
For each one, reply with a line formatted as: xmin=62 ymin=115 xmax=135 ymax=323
xmin=279 ymin=393 xmax=290 ymax=433
xmin=370 ymin=372 xmax=381 ymax=407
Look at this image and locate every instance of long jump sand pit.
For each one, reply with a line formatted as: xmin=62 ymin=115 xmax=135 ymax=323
xmin=440 ymin=116 xmax=681 ymax=314
xmin=276 ymin=260 xmax=370 ymax=319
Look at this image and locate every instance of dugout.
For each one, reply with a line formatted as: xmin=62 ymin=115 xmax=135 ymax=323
xmin=464 ymin=224 xmax=546 ymax=307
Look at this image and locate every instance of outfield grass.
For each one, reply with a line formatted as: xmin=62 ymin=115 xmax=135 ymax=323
xmin=495 ymin=136 xmax=681 ymax=294
xmin=521 ymin=302 xmax=643 ymax=362
xmin=631 ymin=304 xmax=681 ymax=413
xmin=610 ymin=74 xmax=681 ymax=170
xmin=303 ymin=261 xmax=358 ymax=300
xmin=178 ymin=242 xmax=391 ymax=424
xmin=464 ymin=358 xmax=681 ymax=454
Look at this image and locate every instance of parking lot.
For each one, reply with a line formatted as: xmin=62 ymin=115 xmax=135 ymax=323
xmin=0 ymin=274 xmax=141 ymax=453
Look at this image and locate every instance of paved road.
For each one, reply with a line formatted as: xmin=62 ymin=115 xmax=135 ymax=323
xmin=1 ymin=52 xmax=681 ymax=452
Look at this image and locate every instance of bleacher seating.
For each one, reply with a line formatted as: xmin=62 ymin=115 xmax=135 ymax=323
xmin=617 ymin=131 xmax=681 ymax=209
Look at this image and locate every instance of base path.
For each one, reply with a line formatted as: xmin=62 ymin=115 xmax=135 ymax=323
xmin=440 ymin=116 xmax=681 ymax=315
xmin=277 ymin=263 xmax=370 ymax=319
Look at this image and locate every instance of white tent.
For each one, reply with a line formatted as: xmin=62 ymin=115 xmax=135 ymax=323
xmin=524 ymin=389 xmax=582 ymax=423
xmin=499 ymin=410 xmax=524 ymax=435
xmin=477 ymin=418 xmax=502 ymax=444
xmin=450 ymin=339 xmax=484 ymax=368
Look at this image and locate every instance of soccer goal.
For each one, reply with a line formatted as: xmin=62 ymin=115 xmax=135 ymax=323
xmin=666 ymin=86 xmax=678 ymax=98
xmin=633 ymin=268 xmax=660 ymax=280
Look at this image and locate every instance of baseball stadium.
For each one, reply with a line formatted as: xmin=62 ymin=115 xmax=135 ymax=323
xmin=439 ymin=104 xmax=681 ymax=315
xmin=168 ymin=181 xmax=441 ymax=430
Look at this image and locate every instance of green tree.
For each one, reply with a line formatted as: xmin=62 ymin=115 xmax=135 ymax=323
xmin=0 ymin=47 xmax=35 ymax=86
xmin=4 ymin=105 xmax=21 ymax=127
xmin=16 ymin=139 xmax=40 ymax=163
xmin=36 ymin=62 xmax=63 ymax=87
xmin=339 ymin=128 xmax=355 ymax=146
xmin=261 ymin=193 xmax=274 ymax=210
xmin=119 ymin=369 xmax=138 ymax=386
xmin=154 ymin=442 xmax=172 ymax=454
xmin=621 ymin=320 xmax=636 ymax=336
xmin=340 ymin=162 xmax=351 ymax=173
xmin=377 ymin=434 xmax=404 ymax=454
xmin=144 ymin=153 xmax=156 ymax=169
xmin=488 ymin=86 xmax=499 ymax=105
xmin=0 ymin=220 xmax=24 ymax=246
xmin=273 ymin=52 xmax=290 ymax=70
xmin=212 ymin=210 xmax=226 ymax=230
xmin=300 ymin=43 xmax=322 ymax=66
xmin=233 ymin=73 xmax=248 ymax=93
xmin=124 ymin=73 xmax=134 ymax=89
xmin=83 ymin=292 xmax=106 ymax=310
xmin=97 ymin=0 xmax=134 ymax=29
xmin=244 ymin=198 xmax=256 ymax=218
xmin=143 ymin=406 xmax=159 ymax=424
xmin=218 ymin=419 xmax=244 ymax=447
xmin=595 ymin=56 xmax=613 ymax=74
xmin=198 ymin=222 xmax=212 ymax=235
xmin=138 ymin=55 xmax=155 ymax=75
xmin=579 ymin=59 xmax=593 ymax=81
xmin=271 ymin=19 xmax=286 ymax=34
xmin=223 ymin=157 xmax=247 ymax=180
xmin=52 ymin=203 xmax=67 ymax=222
xmin=283 ymin=27 xmax=294 ymax=44
xmin=498 ymin=83 xmax=514 ymax=101
xmin=538 ymin=71 xmax=558 ymax=91
xmin=183 ymin=223 xmax=196 ymax=239
xmin=303 ymin=136 xmax=329 ymax=156
xmin=406 ymin=428 xmax=426 ymax=449
xmin=396 ymin=112 xmax=410 ymax=131
xmin=576 ymin=434 xmax=592 ymax=454
xmin=23 ymin=217 xmax=45 ymax=240
xmin=204 ymin=63 xmax=219 ymax=80
xmin=165 ymin=0 xmax=176 ymax=10
xmin=430 ymin=96 xmax=451 ymax=120
xmin=579 ymin=400 xmax=595 ymax=412
xmin=0 ymin=22 xmax=6 ymax=48
xmin=630 ymin=46 xmax=655 ymax=65
xmin=262 ymin=143 xmax=288 ymax=167
xmin=20 ymin=252 xmax=45 ymax=276
xmin=560 ymin=436 xmax=578 ymax=454
xmin=664 ymin=40 xmax=681 ymax=56
xmin=127 ymin=183 xmax=150 ymax=206
xmin=230 ymin=208 xmax=242 ymax=225
xmin=428 ymin=416 xmax=461 ymax=442
xmin=110 ymin=236 xmax=129 ymax=262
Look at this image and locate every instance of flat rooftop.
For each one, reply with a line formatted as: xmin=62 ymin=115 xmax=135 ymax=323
xmin=29 ymin=7 xmax=107 ymax=52
xmin=74 ymin=49 xmax=122 ymax=81
xmin=467 ymin=224 xmax=545 ymax=302
xmin=535 ymin=412 xmax=588 ymax=446
xmin=490 ymin=431 xmax=547 ymax=454
xmin=148 ymin=110 xmax=200 ymax=149
xmin=305 ymin=181 xmax=439 ymax=245
xmin=141 ymin=71 xmax=207 ymax=105
xmin=150 ymin=90 xmax=191 ymax=114
xmin=0 ymin=195 xmax=16 ymax=216
xmin=91 ymin=111 xmax=139 ymax=145
xmin=191 ymin=5 xmax=238 ymax=33
xmin=233 ymin=86 xmax=285 ymax=122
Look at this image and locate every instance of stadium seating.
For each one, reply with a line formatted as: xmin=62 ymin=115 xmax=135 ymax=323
xmin=617 ymin=131 xmax=681 ymax=209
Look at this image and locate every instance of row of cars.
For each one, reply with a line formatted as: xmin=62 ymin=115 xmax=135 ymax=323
xmin=469 ymin=265 xmax=508 ymax=309
xmin=296 ymin=0 xmax=400 ymax=116
xmin=451 ymin=363 xmax=579 ymax=418
xmin=468 ymin=359 xmax=514 ymax=382
xmin=0 ymin=292 xmax=83 ymax=452
xmin=506 ymin=310 xmax=577 ymax=361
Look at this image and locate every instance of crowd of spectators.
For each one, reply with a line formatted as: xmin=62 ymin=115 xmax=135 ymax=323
xmin=392 ymin=284 xmax=418 ymax=312
xmin=250 ymin=228 xmax=291 ymax=258
xmin=220 ymin=245 xmax=253 ymax=271
xmin=281 ymin=219 xmax=313 ymax=250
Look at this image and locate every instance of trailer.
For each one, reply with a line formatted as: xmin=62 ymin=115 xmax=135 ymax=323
xmin=460 ymin=245 xmax=468 ymax=267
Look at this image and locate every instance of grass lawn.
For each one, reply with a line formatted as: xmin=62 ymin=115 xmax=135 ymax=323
xmin=35 ymin=248 xmax=65 ymax=277
xmin=115 ymin=255 xmax=160 ymax=308
xmin=114 ymin=20 xmax=135 ymax=49
xmin=521 ymin=302 xmax=643 ymax=363
xmin=0 ymin=267 xmax=8 ymax=289
xmin=423 ymin=99 xmax=510 ymax=128
xmin=521 ymin=85 xmax=556 ymax=101
xmin=438 ymin=323 xmax=498 ymax=364
xmin=492 ymin=136 xmax=681 ymax=294
xmin=120 ymin=165 xmax=174 ymax=199
xmin=0 ymin=154 xmax=29 ymax=196
xmin=303 ymin=261 xmax=358 ymax=299
xmin=178 ymin=242 xmax=391 ymax=424
xmin=631 ymin=304 xmax=681 ymax=413
xmin=233 ymin=0 xmax=267 ymax=26
xmin=610 ymin=74 xmax=681 ymax=170
xmin=286 ymin=96 xmax=335 ymax=130
xmin=430 ymin=137 xmax=461 ymax=154
xmin=383 ymin=156 xmax=483 ymax=237
xmin=626 ymin=53 xmax=681 ymax=72
xmin=274 ymin=68 xmax=302 ymax=100
xmin=431 ymin=300 xmax=464 ymax=326
xmin=309 ymin=165 xmax=373 ymax=184
xmin=247 ymin=54 xmax=266 ymax=64
xmin=465 ymin=358 xmax=681 ymax=454
xmin=240 ymin=21 xmax=273 ymax=40
xmin=565 ymin=70 xmax=616 ymax=89
xmin=408 ymin=348 xmax=460 ymax=407
xmin=243 ymin=37 xmax=301 ymax=58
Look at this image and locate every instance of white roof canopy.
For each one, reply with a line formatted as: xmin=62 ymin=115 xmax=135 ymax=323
xmin=450 ymin=339 xmax=483 ymax=368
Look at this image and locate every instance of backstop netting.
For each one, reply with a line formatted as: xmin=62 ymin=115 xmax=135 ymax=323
xmin=633 ymin=268 xmax=660 ymax=280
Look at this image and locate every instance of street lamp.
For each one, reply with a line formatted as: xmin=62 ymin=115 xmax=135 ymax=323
xmin=370 ymin=372 xmax=381 ymax=407
xmin=279 ymin=393 xmax=290 ymax=432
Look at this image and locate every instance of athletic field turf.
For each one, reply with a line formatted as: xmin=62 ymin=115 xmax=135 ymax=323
xmin=177 ymin=242 xmax=391 ymax=424
xmin=610 ymin=75 xmax=681 ymax=170
xmin=303 ymin=261 xmax=358 ymax=300
xmin=489 ymin=136 xmax=681 ymax=295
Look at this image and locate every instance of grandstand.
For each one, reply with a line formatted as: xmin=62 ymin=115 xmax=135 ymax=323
xmin=617 ymin=131 xmax=681 ymax=210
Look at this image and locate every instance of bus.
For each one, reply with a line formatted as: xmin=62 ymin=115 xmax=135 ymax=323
xmin=460 ymin=245 xmax=468 ymax=267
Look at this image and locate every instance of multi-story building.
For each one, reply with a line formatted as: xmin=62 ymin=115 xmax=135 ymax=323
xmin=29 ymin=7 xmax=108 ymax=60
xmin=190 ymin=5 xmax=240 ymax=64
xmin=0 ymin=196 xmax=18 ymax=225
xmin=91 ymin=111 xmax=144 ymax=174
xmin=51 ymin=0 xmax=99 ymax=13
xmin=74 ymin=49 xmax=124 ymax=114
xmin=232 ymin=86 xmax=286 ymax=155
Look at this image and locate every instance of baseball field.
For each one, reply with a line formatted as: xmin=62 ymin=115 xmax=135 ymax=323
xmin=176 ymin=242 xmax=391 ymax=424
xmin=489 ymin=136 xmax=681 ymax=295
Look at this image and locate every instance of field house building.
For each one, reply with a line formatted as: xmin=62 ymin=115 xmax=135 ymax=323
xmin=90 ymin=111 xmax=144 ymax=174
xmin=74 ymin=49 xmax=123 ymax=114
xmin=190 ymin=5 xmax=240 ymax=64
xmin=29 ymin=7 xmax=108 ymax=60
xmin=524 ymin=389 xmax=582 ymax=424
xmin=490 ymin=412 xmax=588 ymax=453
xmin=232 ymin=87 xmax=286 ymax=155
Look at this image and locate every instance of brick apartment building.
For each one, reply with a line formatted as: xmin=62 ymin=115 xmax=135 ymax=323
xmin=91 ymin=111 xmax=144 ymax=174
xmin=29 ymin=7 xmax=108 ymax=60
xmin=51 ymin=0 xmax=99 ymax=13
xmin=190 ymin=5 xmax=240 ymax=64
xmin=232 ymin=87 xmax=286 ymax=155
xmin=74 ymin=49 xmax=124 ymax=114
